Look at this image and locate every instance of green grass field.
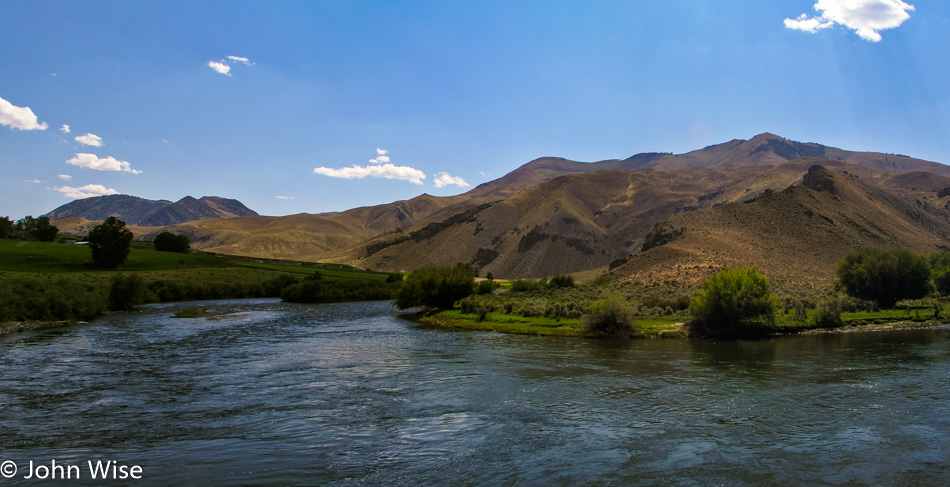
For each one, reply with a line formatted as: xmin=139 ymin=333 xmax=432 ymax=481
xmin=0 ymin=239 xmax=387 ymax=284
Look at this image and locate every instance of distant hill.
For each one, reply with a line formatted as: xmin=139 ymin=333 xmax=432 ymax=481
xmin=46 ymin=195 xmax=258 ymax=226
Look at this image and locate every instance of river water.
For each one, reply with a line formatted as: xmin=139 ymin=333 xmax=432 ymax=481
xmin=1 ymin=298 xmax=949 ymax=486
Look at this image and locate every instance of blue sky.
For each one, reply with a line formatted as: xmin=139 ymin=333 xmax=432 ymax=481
xmin=2 ymin=0 xmax=947 ymax=218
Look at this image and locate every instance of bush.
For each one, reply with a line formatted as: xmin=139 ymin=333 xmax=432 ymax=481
xmin=813 ymin=299 xmax=844 ymax=328
xmin=510 ymin=279 xmax=544 ymax=293
xmin=153 ymin=231 xmax=191 ymax=253
xmin=548 ymin=274 xmax=575 ymax=288
xmin=582 ymin=294 xmax=635 ymax=337
xmin=395 ymin=265 xmax=476 ymax=310
xmin=87 ymin=217 xmax=134 ymax=268
xmin=836 ymin=248 xmax=931 ymax=308
xmin=687 ymin=267 xmax=777 ymax=337
xmin=475 ymin=279 xmax=496 ymax=295
xmin=109 ymin=274 xmax=147 ymax=311
xmin=0 ymin=277 xmax=106 ymax=321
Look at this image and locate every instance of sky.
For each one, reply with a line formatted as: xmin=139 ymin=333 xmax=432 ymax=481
xmin=2 ymin=0 xmax=948 ymax=219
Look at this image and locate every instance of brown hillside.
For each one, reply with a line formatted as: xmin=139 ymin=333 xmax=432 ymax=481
xmin=54 ymin=134 xmax=950 ymax=280
xmin=613 ymin=165 xmax=950 ymax=293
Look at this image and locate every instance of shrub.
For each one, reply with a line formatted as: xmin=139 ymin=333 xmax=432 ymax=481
xmin=153 ymin=231 xmax=191 ymax=253
xmin=385 ymin=272 xmax=404 ymax=284
xmin=394 ymin=264 xmax=476 ymax=310
xmin=687 ymin=267 xmax=777 ymax=337
xmin=510 ymin=279 xmax=544 ymax=293
xmin=475 ymin=279 xmax=495 ymax=295
xmin=109 ymin=274 xmax=147 ymax=311
xmin=836 ymin=248 xmax=931 ymax=308
xmin=590 ymin=275 xmax=612 ymax=287
xmin=548 ymin=274 xmax=575 ymax=288
xmin=813 ymin=299 xmax=844 ymax=328
xmin=582 ymin=294 xmax=635 ymax=337
xmin=0 ymin=278 xmax=106 ymax=321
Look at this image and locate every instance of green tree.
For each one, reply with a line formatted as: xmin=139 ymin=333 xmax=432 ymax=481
xmin=395 ymin=264 xmax=476 ymax=310
xmin=87 ymin=216 xmax=134 ymax=268
xmin=687 ymin=266 xmax=777 ymax=337
xmin=836 ymin=248 xmax=931 ymax=308
xmin=0 ymin=216 xmax=13 ymax=238
xmin=930 ymin=251 xmax=950 ymax=296
xmin=13 ymin=215 xmax=58 ymax=241
xmin=153 ymin=231 xmax=191 ymax=253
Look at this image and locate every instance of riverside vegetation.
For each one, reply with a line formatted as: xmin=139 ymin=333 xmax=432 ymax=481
xmin=0 ymin=235 xmax=398 ymax=326
xmin=3 ymin=218 xmax=948 ymax=340
xmin=398 ymin=248 xmax=950 ymax=339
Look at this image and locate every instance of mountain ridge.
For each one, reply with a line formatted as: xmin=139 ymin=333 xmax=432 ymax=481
xmin=46 ymin=194 xmax=258 ymax=226
xmin=48 ymin=133 xmax=950 ymax=289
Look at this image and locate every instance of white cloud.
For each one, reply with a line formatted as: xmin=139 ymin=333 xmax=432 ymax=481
xmin=60 ymin=124 xmax=70 ymax=134
xmin=53 ymin=184 xmax=119 ymax=199
xmin=275 ymin=195 xmax=294 ymax=200
xmin=24 ymin=179 xmax=42 ymax=184
xmin=785 ymin=0 xmax=915 ymax=42
xmin=369 ymin=148 xmax=391 ymax=163
xmin=784 ymin=14 xmax=835 ymax=33
xmin=433 ymin=172 xmax=470 ymax=188
xmin=0 ymin=96 xmax=48 ymax=130
xmin=74 ymin=132 xmax=104 ymax=147
xmin=314 ymin=163 xmax=426 ymax=185
xmin=210 ymin=56 xmax=254 ymax=76
xmin=66 ymin=153 xmax=142 ymax=174
xmin=58 ymin=174 xmax=73 ymax=180
xmin=227 ymin=55 xmax=253 ymax=65
xmin=208 ymin=60 xmax=231 ymax=76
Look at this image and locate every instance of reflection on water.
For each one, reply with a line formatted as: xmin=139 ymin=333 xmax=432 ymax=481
xmin=2 ymin=299 xmax=950 ymax=485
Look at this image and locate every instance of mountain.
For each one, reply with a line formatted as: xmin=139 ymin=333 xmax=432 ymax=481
xmin=51 ymin=133 xmax=950 ymax=290
xmin=612 ymin=163 xmax=950 ymax=292
xmin=46 ymin=195 xmax=258 ymax=226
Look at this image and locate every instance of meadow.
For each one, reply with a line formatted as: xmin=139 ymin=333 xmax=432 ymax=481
xmin=0 ymin=239 xmax=394 ymax=324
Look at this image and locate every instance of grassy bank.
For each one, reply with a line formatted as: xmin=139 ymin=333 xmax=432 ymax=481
xmin=0 ymin=238 xmax=394 ymax=326
xmin=411 ymin=296 xmax=945 ymax=339
xmin=415 ymin=310 xmax=688 ymax=338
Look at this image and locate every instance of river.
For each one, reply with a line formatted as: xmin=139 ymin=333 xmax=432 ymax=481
xmin=2 ymin=299 xmax=949 ymax=485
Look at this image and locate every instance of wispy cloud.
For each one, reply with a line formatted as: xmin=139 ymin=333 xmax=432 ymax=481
xmin=433 ymin=172 xmax=470 ymax=188
xmin=24 ymin=179 xmax=43 ymax=184
xmin=227 ymin=55 xmax=254 ymax=65
xmin=60 ymin=124 xmax=70 ymax=134
xmin=0 ymin=95 xmax=48 ymax=130
xmin=66 ymin=153 xmax=142 ymax=174
xmin=275 ymin=195 xmax=294 ymax=200
xmin=58 ymin=174 xmax=73 ymax=180
xmin=74 ymin=133 xmax=104 ymax=147
xmin=314 ymin=164 xmax=426 ymax=185
xmin=209 ymin=55 xmax=254 ymax=76
xmin=53 ymin=184 xmax=119 ymax=199
xmin=785 ymin=0 xmax=915 ymax=42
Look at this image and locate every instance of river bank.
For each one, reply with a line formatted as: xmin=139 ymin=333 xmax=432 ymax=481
xmin=0 ymin=320 xmax=81 ymax=335
xmin=410 ymin=309 xmax=947 ymax=339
